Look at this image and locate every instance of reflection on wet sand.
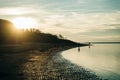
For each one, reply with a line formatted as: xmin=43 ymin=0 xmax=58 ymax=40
xmin=21 ymin=50 xmax=102 ymax=80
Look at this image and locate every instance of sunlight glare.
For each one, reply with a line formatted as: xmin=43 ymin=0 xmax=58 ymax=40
xmin=11 ymin=17 xmax=38 ymax=29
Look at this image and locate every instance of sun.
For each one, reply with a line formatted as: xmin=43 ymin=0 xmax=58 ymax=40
xmin=11 ymin=17 xmax=38 ymax=29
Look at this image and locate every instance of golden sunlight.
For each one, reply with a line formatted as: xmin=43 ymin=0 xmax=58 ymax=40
xmin=11 ymin=17 xmax=38 ymax=29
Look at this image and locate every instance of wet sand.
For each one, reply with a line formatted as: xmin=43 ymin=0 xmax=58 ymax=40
xmin=0 ymin=45 xmax=104 ymax=80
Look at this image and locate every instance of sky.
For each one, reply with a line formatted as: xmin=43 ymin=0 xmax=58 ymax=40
xmin=0 ymin=0 xmax=120 ymax=42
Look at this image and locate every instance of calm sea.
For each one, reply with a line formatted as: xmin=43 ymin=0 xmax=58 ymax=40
xmin=61 ymin=43 xmax=120 ymax=80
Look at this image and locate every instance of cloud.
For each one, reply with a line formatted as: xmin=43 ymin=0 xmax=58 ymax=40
xmin=0 ymin=0 xmax=120 ymax=42
xmin=90 ymin=35 xmax=120 ymax=42
xmin=68 ymin=34 xmax=120 ymax=42
xmin=0 ymin=7 xmax=37 ymax=15
xmin=40 ymin=11 xmax=120 ymax=33
xmin=104 ymin=24 xmax=120 ymax=29
xmin=35 ymin=10 xmax=120 ymax=42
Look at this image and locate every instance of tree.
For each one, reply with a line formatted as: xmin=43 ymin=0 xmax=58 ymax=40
xmin=58 ymin=34 xmax=64 ymax=39
xmin=0 ymin=19 xmax=16 ymax=43
xmin=0 ymin=19 xmax=15 ymax=34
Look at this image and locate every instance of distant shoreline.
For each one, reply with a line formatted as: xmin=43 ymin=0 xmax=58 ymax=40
xmin=91 ymin=42 xmax=120 ymax=44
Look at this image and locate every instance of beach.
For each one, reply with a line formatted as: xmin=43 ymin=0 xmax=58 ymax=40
xmin=0 ymin=44 xmax=103 ymax=80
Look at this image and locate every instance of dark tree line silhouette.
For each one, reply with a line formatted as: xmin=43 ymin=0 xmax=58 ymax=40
xmin=0 ymin=19 xmax=16 ymax=43
xmin=0 ymin=19 xmax=78 ymax=45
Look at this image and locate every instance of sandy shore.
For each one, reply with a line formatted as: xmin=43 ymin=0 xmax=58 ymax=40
xmin=0 ymin=45 xmax=104 ymax=80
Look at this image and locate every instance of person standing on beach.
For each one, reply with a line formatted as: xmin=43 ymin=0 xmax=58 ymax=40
xmin=78 ymin=47 xmax=80 ymax=52
xmin=89 ymin=42 xmax=91 ymax=48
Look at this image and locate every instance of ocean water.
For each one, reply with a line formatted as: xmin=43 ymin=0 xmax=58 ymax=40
xmin=61 ymin=43 xmax=120 ymax=80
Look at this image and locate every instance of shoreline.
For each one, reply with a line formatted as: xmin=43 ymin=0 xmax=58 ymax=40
xmin=21 ymin=47 xmax=103 ymax=80
xmin=0 ymin=44 xmax=103 ymax=80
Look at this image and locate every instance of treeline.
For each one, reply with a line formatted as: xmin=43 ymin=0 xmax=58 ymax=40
xmin=14 ymin=28 xmax=76 ymax=44
xmin=0 ymin=19 xmax=77 ymax=45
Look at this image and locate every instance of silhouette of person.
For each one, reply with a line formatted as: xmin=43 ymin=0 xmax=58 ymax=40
xmin=88 ymin=42 xmax=91 ymax=48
